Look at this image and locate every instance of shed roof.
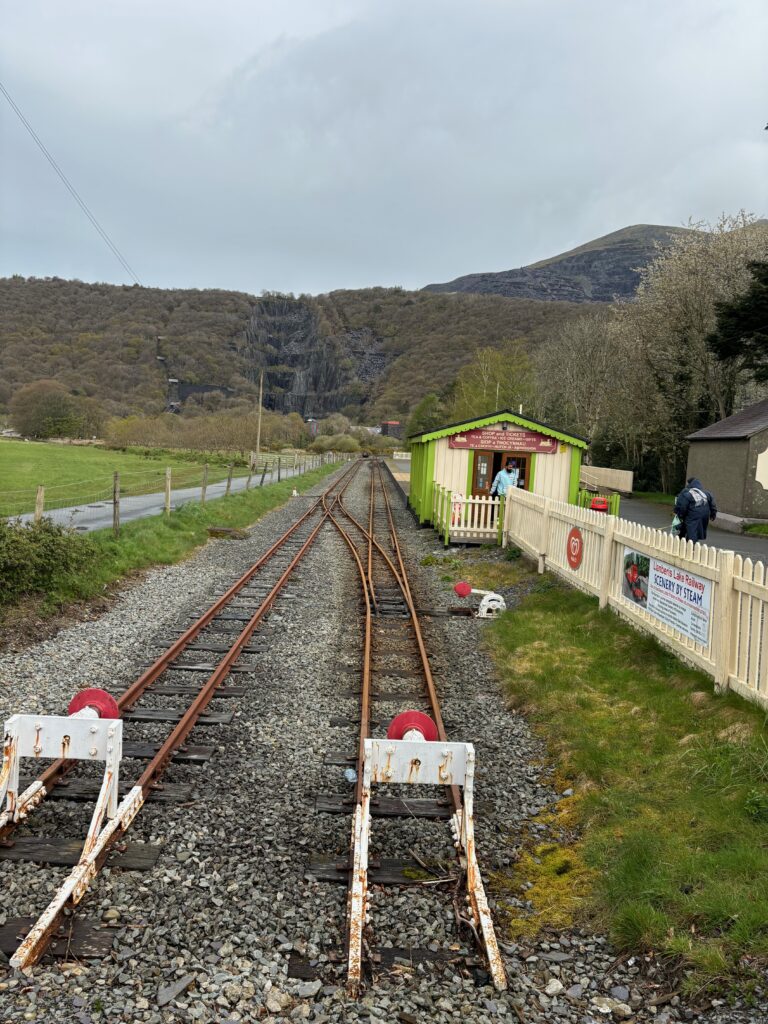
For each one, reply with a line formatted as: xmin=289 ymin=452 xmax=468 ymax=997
xmin=687 ymin=398 xmax=768 ymax=441
xmin=408 ymin=409 xmax=589 ymax=448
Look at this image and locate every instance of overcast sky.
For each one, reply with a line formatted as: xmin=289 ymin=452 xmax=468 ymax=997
xmin=1 ymin=0 xmax=766 ymax=295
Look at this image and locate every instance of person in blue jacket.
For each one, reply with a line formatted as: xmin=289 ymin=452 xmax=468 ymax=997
xmin=674 ymin=477 xmax=717 ymax=542
xmin=490 ymin=459 xmax=519 ymax=497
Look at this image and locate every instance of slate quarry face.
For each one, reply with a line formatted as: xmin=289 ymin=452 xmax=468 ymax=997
xmin=244 ymin=296 xmax=390 ymax=418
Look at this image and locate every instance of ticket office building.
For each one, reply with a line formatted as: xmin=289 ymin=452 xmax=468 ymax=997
xmin=408 ymin=410 xmax=588 ymax=525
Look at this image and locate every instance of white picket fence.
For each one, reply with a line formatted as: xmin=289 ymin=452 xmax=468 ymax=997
xmin=433 ymin=486 xmax=502 ymax=544
xmin=502 ymin=488 xmax=768 ymax=712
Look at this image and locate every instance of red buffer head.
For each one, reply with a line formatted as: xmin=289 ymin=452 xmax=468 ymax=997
xmin=68 ymin=688 xmax=121 ymax=720
xmin=454 ymin=581 xmax=473 ymax=599
xmin=386 ymin=710 xmax=439 ymax=742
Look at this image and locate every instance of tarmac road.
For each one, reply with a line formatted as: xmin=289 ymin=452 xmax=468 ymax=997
xmin=619 ymin=496 xmax=768 ymax=560
xmin=16 ymin=465 xmax=298 ymax=533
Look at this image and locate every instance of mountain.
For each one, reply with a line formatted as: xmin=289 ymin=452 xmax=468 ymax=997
xmin=0 ymin=278 xmax=584 ymax=423
xmin=423 ymin=224 xmax=694 ymax=303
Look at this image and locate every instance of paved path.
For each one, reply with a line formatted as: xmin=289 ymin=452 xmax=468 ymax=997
xmin=619 ymin=497 xmax=768 ymax=560
xmin=19 ymin=466 xmax=301 ymax=533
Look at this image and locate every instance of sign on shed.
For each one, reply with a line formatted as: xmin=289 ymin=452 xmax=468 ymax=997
xmin=449 ymin=428 xmax=557 ymax=453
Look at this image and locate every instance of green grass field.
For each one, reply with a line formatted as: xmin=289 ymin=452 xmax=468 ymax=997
xmin=0 ymin=440 xmax=249 ymax=515
xmin=0 ymin=462 xmax=339 ymax=618
xmin=451 ymin=554 xmax=768 ymax=994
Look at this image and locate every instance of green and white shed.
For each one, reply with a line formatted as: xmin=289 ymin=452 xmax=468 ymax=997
xmin=408 ymin=409 xmax=588 ymax=527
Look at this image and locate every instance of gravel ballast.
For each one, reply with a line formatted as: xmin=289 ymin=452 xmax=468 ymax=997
xmin=0 ymin=463 xmax=765 ymax=1023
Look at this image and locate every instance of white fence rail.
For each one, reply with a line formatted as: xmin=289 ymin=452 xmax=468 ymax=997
xmin=432 ymin=487 xmax=502 ymax=544
xmin=502 ymin=489 xmax=768 ymax=712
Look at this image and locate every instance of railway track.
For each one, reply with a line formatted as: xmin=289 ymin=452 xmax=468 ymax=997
xmin=1 ymin=457 xmax=505 ymax=998
xmin=0 ymin=460 xmax=361 ymax=970
xmin=322 ymin=459 xmax=506 ymax=994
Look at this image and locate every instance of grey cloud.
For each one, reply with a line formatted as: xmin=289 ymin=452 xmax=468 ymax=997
xmin=1 ymin=0 xmax=766 ymax=292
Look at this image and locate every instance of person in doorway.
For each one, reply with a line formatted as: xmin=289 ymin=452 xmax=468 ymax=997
xmin=674 ymin=477 xmax=717 ymax=542
xmin=490 ymin=459 xmax=519 ymax=498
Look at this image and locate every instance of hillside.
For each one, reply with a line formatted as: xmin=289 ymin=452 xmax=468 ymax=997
xmin=423 ymin=223 xmax=694 ymax=302
xmin=0 ymin=278 xmax=584 ymax=422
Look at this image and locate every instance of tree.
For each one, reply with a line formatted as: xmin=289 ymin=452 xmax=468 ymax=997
xmin=9 ymin=380 xmax=104 ymax=438
xmin=406 ymin=393 xmax=447 ymax=438
xmin=449 ymin=340 xmax=536 ymax=422
xmin=616 ymin=213 xmax=768 ymax=488
xmin=708 ymin=261 xmax=768 ymax=380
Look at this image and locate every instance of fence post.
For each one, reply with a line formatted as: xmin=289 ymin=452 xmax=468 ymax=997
xmin=113 ymin=472 xmax=120 ymax=537
xmin=225 ymin=464 xmax=233 ymax=497
xmin=164 ymin=468 xmax=172 ymax=516
xmin=278 ymin=457 xmax=282 ymax=482
xmin=34 ymin=485 xmax=45 ymax=524
xmin=538 ymin=497 xmax=552 ymax=573
xmin=598 ymin=514 xmax=616 ymax=609
xmin=245 ymin=462 xmax=253 ymax=491
xmin=201 ymin=464 xmax=208 ymax=505
xmin=714 ymin=550 xmax=736 ymax=694
xmin=496 ymin=496 xmax=505 ymax=547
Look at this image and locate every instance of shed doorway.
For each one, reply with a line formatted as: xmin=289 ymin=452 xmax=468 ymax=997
xmin=472 ymin=451 xmax=530 ymax=496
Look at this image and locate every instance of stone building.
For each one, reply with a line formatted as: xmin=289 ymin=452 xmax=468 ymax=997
xmin=687 ymin=397 xmax=768 ymax=528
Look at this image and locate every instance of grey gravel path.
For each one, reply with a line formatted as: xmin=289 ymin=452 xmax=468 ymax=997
xmin=0 ymin=464 xmax=765 ymax=1022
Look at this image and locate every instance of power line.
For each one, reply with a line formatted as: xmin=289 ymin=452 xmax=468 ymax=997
xmin=0 ymin=79 xmax=143 ymax=285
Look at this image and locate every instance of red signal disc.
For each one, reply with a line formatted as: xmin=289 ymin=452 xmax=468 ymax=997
xmin=67 ymin=688 xmax=121 ymax=720
xmin=454 ymin=581 xmax=472 ymax=599
xmin=387 ymin=710 xmax=439 ymax=742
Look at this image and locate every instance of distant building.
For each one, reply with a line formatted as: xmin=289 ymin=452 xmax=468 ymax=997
xmin=687 ymin=397 xmax=768 ymax=528
xmin=381 ymin=420 xmax=402 ymax=438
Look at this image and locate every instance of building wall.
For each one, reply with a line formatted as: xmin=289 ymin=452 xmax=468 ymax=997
xmin=687 ymin=440 xmax=748 ymax=517
xmin=533 ymin=446 xmax=573 ymax=502
xmin=745 ymin=430 xmax=768 ymax=518
xmin=433 ymin=438 xmax=470 ymax=494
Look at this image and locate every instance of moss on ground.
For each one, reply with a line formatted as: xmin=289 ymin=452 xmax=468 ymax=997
xmin=438 ymin=551 xmax=768 ymax=993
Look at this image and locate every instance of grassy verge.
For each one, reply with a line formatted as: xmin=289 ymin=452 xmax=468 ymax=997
xmin=745 ymin=523 xmax=768 ymax=536
xmin=633 ymin=490 xmax=676 ymax=505
xmin=0 ymin=463 xmax=338 ymax=619
xmin=459 ymin=555 xmax=768 ymax=994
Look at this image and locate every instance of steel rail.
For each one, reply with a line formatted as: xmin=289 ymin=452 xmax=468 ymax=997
xmin=373 ymin=460 xmax=506 ymax=988
xmin=0 ymin=464 xmax=358 ymax=843
xmin=331 ymin=460 xmax=506 ymax=992
xmin=321 ymin=483 xmax=376 ymax=993
xmin=4 ymin=463 xmax=361 ymax=969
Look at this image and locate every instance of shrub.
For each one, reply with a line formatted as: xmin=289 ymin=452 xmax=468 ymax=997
xmin=0 ymin=518 xmax=96 ymax=607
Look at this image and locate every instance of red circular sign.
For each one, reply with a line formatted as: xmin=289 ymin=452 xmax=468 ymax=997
xmin=566 ymin=527 xmax=583 ymax=570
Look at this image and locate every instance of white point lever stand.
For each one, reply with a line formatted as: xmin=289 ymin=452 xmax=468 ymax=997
xmin=454 ymin=580 xmax=506 ymax=618
xmin=346 ymin=710 xmax=507 ymax=994
xmin=0 ymin=688 xmax=123 ymax=970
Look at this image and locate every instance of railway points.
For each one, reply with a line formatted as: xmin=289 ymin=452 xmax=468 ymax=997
xmin=0 ymin=459 xmax=519 ymax=1020
xmin=3 ymin=456 xmax=747 ymax=1022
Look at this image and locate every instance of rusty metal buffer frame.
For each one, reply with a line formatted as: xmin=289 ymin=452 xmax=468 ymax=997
xmin=0 ymin=460 xmax=362 ymax=971
xmin=324 ymin=459 xmax=507 ymax=993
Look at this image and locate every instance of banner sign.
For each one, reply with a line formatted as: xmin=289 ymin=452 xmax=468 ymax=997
xmin=448 ymin=427 xmax=557 ymax=453
xmin=622 ymin=548 xmax=712 ymax=645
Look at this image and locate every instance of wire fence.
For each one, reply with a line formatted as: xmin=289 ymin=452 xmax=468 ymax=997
xmin=1 ymin=452 xmax=343 ymax=533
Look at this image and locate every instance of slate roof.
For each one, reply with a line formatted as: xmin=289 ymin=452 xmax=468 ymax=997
xmin=688 ymin=398 xmax=768 ymax=441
